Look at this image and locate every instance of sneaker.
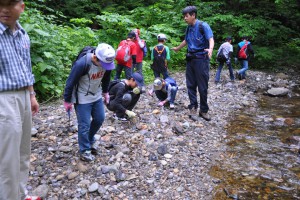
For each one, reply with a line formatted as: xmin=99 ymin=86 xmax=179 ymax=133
xmin=25 ymin=196 xmax=42 ymax=200
xmin=112 ymin=114 xmax=128 ymax=121
xmin=235 ymin=71 xmax=239 ymax=79
xmin=170 ymin=104 xmax=175 ymax=109
xmin=80 ymin=150 xmax=95 ymax=162
xmin=91 ymin=144 xmax=99 ymax=155
xmin=199 ymin=111 xmax=211 ymax=121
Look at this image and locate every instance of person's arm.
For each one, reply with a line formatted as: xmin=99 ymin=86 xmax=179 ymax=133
xmin=101 ymin=70 xmax=111 ymax=93
xmin=165 ymin=46 xmax=171 ymax=61
xmin=28 ymin=85 xmax=39 ymax=115
xmin=204 ymin=37 xmax=214 ymax=58
xmin=171 ymin=40 xmax=187 ymax=52
xmin=64 ymin=57 xmax=89 ymax=102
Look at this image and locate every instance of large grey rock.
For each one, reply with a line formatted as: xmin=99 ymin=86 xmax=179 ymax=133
xmin=267 ymin=87 xmax=290 ymax=96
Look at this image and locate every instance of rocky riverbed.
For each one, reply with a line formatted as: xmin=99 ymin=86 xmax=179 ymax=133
xmin=28 ymin=69 xmax=299 ymax=199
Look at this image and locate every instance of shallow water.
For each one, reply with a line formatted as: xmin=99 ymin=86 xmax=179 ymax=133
xmin=211 ymin=87 xmax=300 ymax=199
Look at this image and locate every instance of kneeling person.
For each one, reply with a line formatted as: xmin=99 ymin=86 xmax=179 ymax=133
xmin=107 ymin=72 xmax=144 ymax=120
xmin=151 ymin=77 xmax=178 ymax=109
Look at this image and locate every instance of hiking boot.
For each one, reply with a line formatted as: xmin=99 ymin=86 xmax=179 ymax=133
xmin=170 ymin=104 xmax=175 ymax=109
xmin=199 ymin=111 xmax=211 ymax=121
xmin=80 ymin=150 xmax=95 ymax=162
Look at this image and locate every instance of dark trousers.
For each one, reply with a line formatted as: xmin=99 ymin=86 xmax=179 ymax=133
xmin=155 ymin=90 xmax=167 ymax=102
xmin=107 ymin=93 xmax=140 ymax=118
xmin=186 ymin=58 xmax=210 ymax=112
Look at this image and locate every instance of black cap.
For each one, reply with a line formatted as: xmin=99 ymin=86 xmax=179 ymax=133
xmin=127 ymin=31 xmax=136 ymax=39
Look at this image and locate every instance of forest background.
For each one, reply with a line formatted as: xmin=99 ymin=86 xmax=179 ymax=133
xmin=21 ymin=0 xmax=300 ymax=101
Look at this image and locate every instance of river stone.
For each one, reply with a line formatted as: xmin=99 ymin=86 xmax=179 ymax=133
xmin=267 ymin=87 xmax=289 ymax=96
xmin=32 ymin=184 xmax=49 ymax=198
xmin=88 ymin=182 xmax=99 ymax=192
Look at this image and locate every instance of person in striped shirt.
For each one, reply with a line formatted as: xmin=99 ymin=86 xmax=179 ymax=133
xmin=0 ymin=0 xmax=39 ymax=199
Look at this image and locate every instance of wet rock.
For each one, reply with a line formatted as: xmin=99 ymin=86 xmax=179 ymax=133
xmin=267 ymin=87 xmax=290 ymax=96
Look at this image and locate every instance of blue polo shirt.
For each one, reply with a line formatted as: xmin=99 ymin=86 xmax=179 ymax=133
xmin=185 ymin=19 xmax=214 ymax=55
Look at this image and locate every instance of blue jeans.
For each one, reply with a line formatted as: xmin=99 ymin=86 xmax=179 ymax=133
xmin=74 ymin=98 xmax=105 ymax=153
xmin=238 ymin=60 xmax=248 ymax=79
xmin=115 ymin=64 xmax=132 ymax=80
xmin=186 ymin=58 xmax=210 ymax=112
xmin=215 ymin=61 xmax=234 ymax=82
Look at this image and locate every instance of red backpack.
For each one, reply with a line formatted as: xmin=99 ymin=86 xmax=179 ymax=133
xmin=238 ymin=41 xmax=248 ymax=59
xmin=115 ymin=40 xmax=131 ymax=64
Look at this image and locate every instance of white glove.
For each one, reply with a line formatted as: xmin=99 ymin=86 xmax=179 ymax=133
xmin=133 ymin=87 xmax=140 ymax=94
xmin=125 ymin=110 xmax=136 ymax=118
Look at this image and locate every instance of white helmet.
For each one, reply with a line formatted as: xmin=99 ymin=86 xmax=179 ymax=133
xmin=157 ymin=33 xmax=167 ymax=40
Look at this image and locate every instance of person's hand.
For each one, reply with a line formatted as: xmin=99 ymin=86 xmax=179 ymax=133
xmin=158 ymin=101 xmax=166 ymax=106
xmin=133 ymin=87 xmax=140 ymax=94
xmin=102 ymin=93 xmax=110 ymax=104
xmin=234 ymin=57 xmax=238 ymax=63
xmin=148 ymin=89 xmax=153 ymax=96
xmin=30 ymin=96 xmax=39 ymax=116
xmin=125 ymin=110 xmax=136 ymax=118
xmin=64 ymin=101 xmax=73 ymax=112
xmin=205 ymin=48 xmax=213 ymax=58
xmin=171 ymin=47 xmax=179 ymax=53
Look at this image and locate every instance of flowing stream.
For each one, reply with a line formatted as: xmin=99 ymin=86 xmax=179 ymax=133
xmin=210 ymin=86 xmax=300 ymax=199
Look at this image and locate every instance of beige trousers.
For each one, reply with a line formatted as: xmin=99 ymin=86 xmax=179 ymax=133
xmin=0 ymin=90 xmax=32 ymax=200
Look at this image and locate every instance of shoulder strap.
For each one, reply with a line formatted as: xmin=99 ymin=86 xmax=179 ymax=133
xmin=155 ymin=46 xmax=165 ymax=54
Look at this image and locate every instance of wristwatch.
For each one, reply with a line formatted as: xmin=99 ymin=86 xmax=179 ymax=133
xmin=29 ymin=91 xmax=36 ymax=96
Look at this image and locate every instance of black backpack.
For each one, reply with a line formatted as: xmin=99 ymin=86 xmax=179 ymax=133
xmin=151 ymin=45 xmax=167 ymax=73
xmin=72 ymin=46 xmax=96 ymax=103
xmin=217 ymin=48 xmax=227 ymax=62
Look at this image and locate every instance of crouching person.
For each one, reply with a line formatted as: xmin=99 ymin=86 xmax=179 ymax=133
xmin=107 ymin=72 xmax=144 ymax=121
xmin=150 ymin=77 xmax=178 ymax=109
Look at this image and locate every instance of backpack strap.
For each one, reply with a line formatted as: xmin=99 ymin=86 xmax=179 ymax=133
xmin=154 ymin=45 xmax=165 ymax=54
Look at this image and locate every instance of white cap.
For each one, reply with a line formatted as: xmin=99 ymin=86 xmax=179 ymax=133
xmin=95 ymin=43 xmax=116 ymax=70
xmin=157 ymin=33 xmax=167 ymax=40
xmin=153 ymin=78 xmax=163 ymax=90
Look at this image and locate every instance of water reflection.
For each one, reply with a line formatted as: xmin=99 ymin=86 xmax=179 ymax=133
xmin=211 ymin=88 xmax=300 ymax=200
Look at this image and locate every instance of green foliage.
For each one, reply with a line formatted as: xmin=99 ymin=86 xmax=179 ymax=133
xmin=22 ymin=0 xmax=300 ymax=101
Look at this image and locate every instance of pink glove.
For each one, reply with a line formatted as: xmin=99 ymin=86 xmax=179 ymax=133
xmin=102 ymin=93 xmax=110 ymax=104
xmin=158 ymin=101 xmax=165 ymax=106
xmin=148 ymin=89 xmax=153 ymax=96
xmin=64 ymin=102 xmax=73 ymax=112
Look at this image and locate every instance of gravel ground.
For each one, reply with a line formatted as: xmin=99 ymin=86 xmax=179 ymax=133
xmin=27 ymin=69 xmax=298 ymax=200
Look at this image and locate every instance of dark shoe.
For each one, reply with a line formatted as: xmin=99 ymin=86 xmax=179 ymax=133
xmin=199 ymin=111 xmax=211 ymax=121
xmin=91 ymin=144 xmax=99 ymax=155
xmin=189 ymin=108 xmax=198 ymax=121
xmin=80 ymin=150 xmax=95 ymax=162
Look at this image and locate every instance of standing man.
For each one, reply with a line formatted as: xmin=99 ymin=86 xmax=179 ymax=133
xmin=215 ymin=36 xmax=234 ymax=83
xmin=172 ymin=6 xmax=214 ymax=121
xmin=64 ymin=43 xmax=115 ymax=162
xmin=235 ymin=36 xmax=255 ymax=80
xmin=0 ymin=0 xmax=40 ymax=199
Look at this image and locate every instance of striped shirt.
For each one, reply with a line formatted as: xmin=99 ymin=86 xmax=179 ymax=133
xmin=0 ymin=21 xmax=34 ymax=91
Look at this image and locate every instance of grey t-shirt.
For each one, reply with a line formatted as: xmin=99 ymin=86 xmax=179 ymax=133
xmin=217 ymin=42 xmax=233 ymax=60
